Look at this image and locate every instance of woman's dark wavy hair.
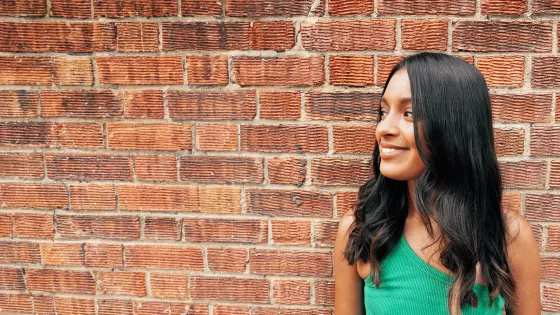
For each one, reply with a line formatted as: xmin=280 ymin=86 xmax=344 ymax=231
xmin=343 ymin=52 xmax=517 ymax=314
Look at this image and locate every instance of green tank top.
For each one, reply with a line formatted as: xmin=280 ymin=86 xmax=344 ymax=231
xmin=364 ymin=234 xmax=505 ymax=314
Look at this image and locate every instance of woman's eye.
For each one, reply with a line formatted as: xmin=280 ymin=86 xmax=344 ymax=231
xmin=404 ymin=111 xmax=413 ymax=117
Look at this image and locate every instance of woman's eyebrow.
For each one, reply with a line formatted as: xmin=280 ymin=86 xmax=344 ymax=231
xmin=381 ymin=96 xmax=412 ymax=105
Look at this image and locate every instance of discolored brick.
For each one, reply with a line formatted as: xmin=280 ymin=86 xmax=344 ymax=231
xmin=233 ymin=56 xmax=324 ymax=86
xmin=183 ymin=218 xmax=268 ymax=244
xmin=97 ymin=56 xmax=183 ymax=85
xmin=117 ymin=22 xmax=159 ymax=52
xmin=311 ymin=158 xmax=373 ymax=186
xmin=378 ymin=0 xmax=475 ymax=15
xmin=180 ymin=156 xmax=263 ymax=184
xmin=477 ymin=56 xmax=524 ymax=87
xmin=267 ymin=158 xmax=306 ymax=186
xmin=167 ymin=90 xmax=256 ymax=120
xmin=40 ymin=90 xmax=124 ymax=118
xmin=108 ymin=123 xmax=192 ymax=151
xmin=124 ymin=245 xmax=203 ymax=270
xmin=401 ymin=20 xmax=447 ymax=51
xmin=305 ymin=91 xmax=380 ymax=121
xmin=0 ymin=90 xmax=39 ymax=118
xmin=259 ymin=91 xmax=301 ymax=120
xmin=190 ymin=276 xmax=269 ymax=303
xmin=46 ymin=154 xmax=133 ymax=181
xmin=56 ymin=215 xmax=140 ymax=240
xmin=250 ymin=249 xmax=332 ymax=276
xmin=329 ymin=55 xmax=374 ymax=86
xmin=240 ymin=125 xmax=328 ymax=153
xmin=247 ymin=189 xmax=333 ymax=217
xmin=94 ymin=0 xmax=178 ymax=17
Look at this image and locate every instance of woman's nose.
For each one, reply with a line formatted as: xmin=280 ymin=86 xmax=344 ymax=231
xmin=376 ymin=113 xmax=400 ymax=138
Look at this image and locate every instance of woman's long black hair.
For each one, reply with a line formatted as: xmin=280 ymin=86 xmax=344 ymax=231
xmin=343 ymin=52 xmax=516 ymax=314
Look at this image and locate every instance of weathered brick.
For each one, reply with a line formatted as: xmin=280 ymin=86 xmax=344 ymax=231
xmin=0 ymin=242 xmax=40 ymax=263
xmin=249 ymin=20 xmax=294 ymax=51
xmin=0 ymin=294 xmax=33 ymax=314
xmin=526 ymin=194 xmax=560 ymax=222
xmin=271 ymin=220 xmax=311 ymax=245
xmin=97 ymin=56 xmax=183 ymax=85
xmin=41 ymin=90 xmax=124 ymax=118
xmin=0 ymin=153 xmax=44 ymax=179
xmin=183 ymin=218 xmax=267 ymax=244
xmin=99 ymin=271 xmax=147 ymax=296
xmin=50 ymin=0 xmax=91 ymax=18
xmin=13 ymin=213 xmax=54 ymax=238
xmin=0 ymin=0 xmax=46 ymax=16
xmin=167 ymin=90 xmax=256 ymax=120
xmin=94 ymin=0 xmax=178 ymax=17
xmin=70 ymin=184 xmax=117 ymax=211
xmin=135 ymin=155 xmax=178 ymax=181
xmin=124 ymin=90 xmax=164 ymax=119
xmin=328 ymin=0 xmax=374 ymax=15
xmin=499 ymin=161 xmax=546 ymax=189
xmin=0 ymin=213 xmax=11 ymax=237
xmin=0 ymin=57 xmax=54 ymax=85
xmin=163 ymin=22 xmax=250 ymax=51
xmin=32 ymin=295 xmax=55 ymax=315
xmin=541 ymin=257 xmax=560 ymax=282
xmin=301 ymin=20 xmax=395 ymax=51
xmin=0 ymin=183 xmax=67 ymax=210
xmin=180 ymin=156 xmax=264 ymax=184
xmin=182 ymin=0 xmax=223 ymax=16
xmin=494 ymin=128 xmax=525 ymax=156
xmin=144 ymin=217 xmax=181 ymax=241
xmin=543 ymin=286 xmax=560 ymax=312
xmin=252 ymin=307 xmax=332 ymax=315
xmin=56 ymin=215 xmax=140 ymax=240
xmin=250 ymin=249 xmax=332 ymax=276
xmin=187 ymin=55 xmax=229 ymax=85
xmin=531 ymin=223 xmax=543 ymax=249
xmin=190 ymin=276 xmax=269 ymax=303
xmin=333 ymin=125 xmax=376 ymax=154
xmin=150 ymin=272 xmax=188 ymax=299
xmin=53 ymin=57 xmax=94 ymax=86
xmin=85 ymin=243 xmax=123 ymax=268
xmin=108 ymin=123 xmax=192 ymax=151
xmin=329 ymin=55 xmax=374 ymax=86
xmin=117 ymin=22 xmax=159 ymax=52
xmin=97 ymin=299 xmax=134 ymax=314
xmin=259 ymin=91 xmax=301 ymax=120
xmin=207 ymin=248 xmax=247 ymax=272
xmin=225 ymin=0 xmax=324 ymax=17
xmin=401 ymin=19 xmax=447 ymax=51
xmin=0 ymin=90 xmax=39 ymax=118
xmin=247 ymin=189 xmax=333 ymax=217
xmin=46 ymin=154 xmax=133 ymax=181
xmin=490 ymin=94 xmax=553 ymax=123
xmin=314 ymin=280 xmax=335 ymax=305
xmin=0 ymin=267 xmax=26 ymax=290
xmin=26 ymin=269 xmax=95 ymax=294
xmin=240 ymin=125 xmax=328 ymax=153
xmin=0 ymin=122 xmax=103 ymax=149
xmin=40 ymin=243 xmax=85 ymax=266
xmin=533 ymin=57 xmax=560 ymax=88
xmin=267 ymin=158 xmax=306 ymax=186
xmin=311 ymin=158 xmax=372 ymax=186
xmin=119 ymin=185 xmax=241 ymax=213
xmin=314 ymin=220 xmax=338 ymax=247
xmin=551 ymin=161 xmax=560 ymax=189
xmin=124 ymin=245 xmax=203 ymax=270
xmin=533 ymin=0 xmax=560 ymax=14
xmin=379 ymin=0 xmax=475 ymax=15
xmin=376 ymin=55 xmax=405 ymax=86
xmin=0 ymin=22 xmax=116 ymax=52
xmin=305 ymin=91 xmax=380 ymax=121
xmin=196 ymin=123 xmax=238 ymax=151
xmin=547 ymin=226 xmax=560 ymax=251
xmin=232 ymin=57 xmax=324 ymax=86
xmin=453 ymin=21 xmax=552 ymax=52
xmin=214 ymin=305 xmax=250 ymax=315
xmin=481 ymin=0 xmax=527 ymax=15
xmin=530 ymin=126 xmax=560 ymax=156
xmin=54 ymin=297 xmax=95 ymax=315
xmin=273 ymin=280 xmax=310 ymax=304
xmin=477 ymin=56 xmax=524 ymax=87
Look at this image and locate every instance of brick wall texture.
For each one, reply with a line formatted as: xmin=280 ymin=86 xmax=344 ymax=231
xmin=0 ymin=0 xmax=558 ymax=314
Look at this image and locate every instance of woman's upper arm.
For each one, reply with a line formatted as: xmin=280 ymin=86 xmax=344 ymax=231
xmin=334 ymin=211 xmax=365 ymax=315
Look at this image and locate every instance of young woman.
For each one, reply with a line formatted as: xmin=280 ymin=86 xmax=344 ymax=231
xmin=334 ymin=52 xmax=541 ymax=315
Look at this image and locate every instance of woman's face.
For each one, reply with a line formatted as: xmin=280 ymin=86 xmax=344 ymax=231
xmin=376 ymin=68 xmax=427 ymax=181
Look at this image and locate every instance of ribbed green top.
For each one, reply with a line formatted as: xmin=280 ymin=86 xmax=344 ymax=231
xmin=364 ymin=234 xmax=505 ymax=314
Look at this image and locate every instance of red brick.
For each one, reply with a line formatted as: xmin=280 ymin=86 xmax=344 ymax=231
xmin=207 ymin=248 xmax=247 ymax=272
xmin=531 ymin=224 xmax=543 ymax=249
xmin=182 ymin=0 xmax=223 ymax=16
xmin=500 ymin=161 xmax=547 ymax=189
xmin=328 ymin=0 xmax=373 ymax=15
xmin=13 ymin=213 xmax=54 ymax=238
xmin=187 ymin=55 xmax=229 ymax=85
xmin=453 ymin=21 xmax=552 ymax=52
xmin=311 ymin=158 xmax=372 ymax=186
xmin=333 ymin=125 xmax=376 ymax=154
xmin=0 ymin=214 xmax=11 ymax=237
xmin=259 ymin=91 xmax=301 ymax=120
xmin=0 ymin=183 xmax=67 ymax=210
xmin=0 ymin=153 xmax=43 ymax=179
xmin=56 ymin=215 xmax=140 ymax=240
xmin=196 ymin=124 xmax=238 ymax=151
xmin=477 ymin=56 xmax=524 ymax=87
xmin=0 ymin=90 xmax=39 ymax=118
xmin=180 ymin=156 xmax=264 ymax=184
xmin=541 ymin=257 xmax=560 ymax=282
xmin=0 ymin=0 xmax=46 ymax=16
xmin=302 ymin=20 xmax=395 ymax=52
xmin=533 ymin=0 xmax=560 ymax=14
xmin=247 ymin=189 xmax=333 ymax=217
xmin=167 ymin=90 xmax=256 ymax=120
xmin=490 ymin=94 xmax=553 ymax=123
xmin=32 ymin=295 xmax=55 ymax=314
xmin=250 ymin=249 xmax=332 ymax=276
xmin=273 ymin=280 xmax=310 ymax=304
xmin=252 ymin=308 xmax=332 ymax=315
xmin=214 ymin=305 xmax=250 ymax=315
xmin=0 ymin=57 xmax=53 ymax=85
xmin=401 ymin=20 xmax=447 ymax=51
xmin=70 ymin=184 xmax=116 ymax=211
xmin=150 ymin=272 xmax=188 ymax=299
xmin=190 ymin=276 xmax=269 ymax=303
xmin=0 ymin=267 xmax=25 ymax=290
xmin=533 ymin=56 xmax=560 ymax=88
xmin=543 ymin=286 xmax=560 ymax=312
xmin=144 ymin=301 xmax=208 ymax=315
xmin=494 ymin=128 xmax=525 ymax=156
xmin=240 ymin=125 xmax=328 ymax=153
xmin=40 ymin=243 xmax=84 ymax=266
xmin=98 ymin=299 xmax=133 ymax=314
xmin=271 ymin=220 xmax=311 ymax=245
xmin=0 ymin=242 xmax=40 ymax=263
xmin=99 ymin=271 xmax=146 ymax=296
xmin=53 ymin=57 xmax=94 ymax=86
xmin=46 ymin=154 xmax=133 ymax=181
xmin=50 ymin=0 xmax=91 ymax=18
xmin=135 ymin=155 xmax=177 ymax=181
xmin=547 ymin=226 xmax=560 ymax=251
xmin=530 ymin=126 xmax=560 ymax=156
xmin=226 ymin=0 xmax=324 ymax=17
xmin=305 ymin=91 xmax=380 ymax=121
xmin=41 ymin=90 xmax=123 ymax=118
xmin=377 ymin=55 xmax=405 ymax=86
xmin=124 ymin=245 xmax=203 ymax=270
xmin=315 ymin=220 xmax=338 ymax=247
xmin=0 ymin=22 xmax=115 ymax=52
xmin=268 ymin=158 xmax=306 ymax=186
xmin=124 ymin=90 xmax=164 ymax=119
xmin=144 ymin=217 xmax=181 ymax=241
xmin=525 ymin=194 xmax=560 ymax=222
xmin=54 ymin=297 xmax=95 ymax=315
xmin=26 ymin=269 xmax=95 ymax=294
xmin=233 ymin=56 xmax=324 ymax=86
xmin=379 ymin=0 xmax=474 ymax=15
xmin=0 ymin=122 xmax=102 ymax=149
xmin=119 ymin=185 xmax=241 ymax=213
xmin=85 ymin=243 xmax=123 ymax=268
xmin=163 ymin=22 xmax=250 ymax=51
xmin=329 ymin=55 xmax=374 ymax=86
xmin=117 ymin=22 xmax=158 ymax=52
xmin=0 ymin=294 xmax=33 ymax=313
xmin=249 ymin=21 xmax=294 ymax=51
xmin=94 ymin=0 xmax=178 ymax=17
xmin=481 ymin=0 xmax=526 ymax=15
xmin=97 ymin=56 xmax=183 ymax=85
xmin=183 ymin=218 xmax=267 ymax=244
xmin=551 ymin=161 xmax=560 ymax=189
xmin=315 ymin=280 xmax=335 ymax=305
xmin=108 ymin=123 xmax=191 ymax=151
xmin=502 ymin=193 xmax=521 ymax=213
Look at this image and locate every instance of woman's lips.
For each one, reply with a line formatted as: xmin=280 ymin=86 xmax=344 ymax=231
xmin=379 ymin=147 xmax=408 ymax=159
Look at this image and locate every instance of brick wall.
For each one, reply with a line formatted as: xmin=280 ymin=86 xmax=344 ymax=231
xmin=0 ymin=0 xmax=558 ymax=314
